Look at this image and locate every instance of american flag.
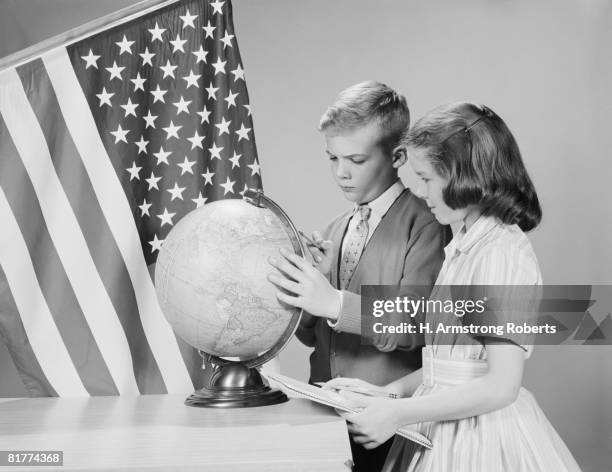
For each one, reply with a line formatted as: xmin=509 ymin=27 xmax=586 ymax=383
xmin=0 ymin=0 xmax=262 ymax=396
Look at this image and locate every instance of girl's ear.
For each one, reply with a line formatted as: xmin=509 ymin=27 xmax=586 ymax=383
xmin=392 ymin=145 xmax=407 ymax=168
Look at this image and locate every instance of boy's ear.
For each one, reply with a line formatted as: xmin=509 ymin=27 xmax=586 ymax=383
xmin=391 ymin=145 xmax=407 ymax=169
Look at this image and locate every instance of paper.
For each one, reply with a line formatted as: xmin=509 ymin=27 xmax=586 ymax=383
xmin=266 ymin=372 xmax=433 ymax=449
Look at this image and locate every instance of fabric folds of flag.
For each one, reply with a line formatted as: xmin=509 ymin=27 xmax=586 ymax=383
xmin=0 ymin=0 xmax=262 ymax=396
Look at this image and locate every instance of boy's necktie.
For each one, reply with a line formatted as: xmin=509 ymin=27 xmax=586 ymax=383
xmin=339 ymin=205 xmax=371 ymax=290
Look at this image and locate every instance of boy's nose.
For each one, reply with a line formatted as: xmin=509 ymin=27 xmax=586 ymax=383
xmin=335 ymin=161 xmax=350 ymax=179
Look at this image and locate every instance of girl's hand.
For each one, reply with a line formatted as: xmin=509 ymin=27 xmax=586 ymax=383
xmin=338 ymin=392 xmax=407 ymax=450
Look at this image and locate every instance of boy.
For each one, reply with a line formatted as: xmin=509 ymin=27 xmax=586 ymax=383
xmin=268 ymin=81 xmax=448 ymax=471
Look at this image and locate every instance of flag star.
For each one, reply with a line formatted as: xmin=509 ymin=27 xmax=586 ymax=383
xmin=116 ymin=35 xmax=135 ymax=55
xmin=163 ymin=121 xmax=182 ymax=140
xmin=139 ymin=198 xmax=152 ymax=216
xmin=130 ymin=72 xmax=147 ymax=91
xmin=248 ymin=160 xmax=261 ymax=176
xmin=160 ymin=60 xmax=178 ymax=79
xmin=220 ymin=31 xmax=234 ymax=49
xmin=135 ymin=136 xmax=149 ymax=154
xmin=149 ymin=234 xmax=164 ymax=252
xmin=229 ymin=151 xmax=241 ymax=169
xmin=169 ymin=34 xmax=187 ymax=54
xmin=110 ymin=124 xmax=129 ymax=143
xmin=126 ymin=161 xmax=142 ymax=181
xmin=150 ymin=85 xmax=168 ymax=103
xmin=215 ymin=117 xmax=231 ymax=135
xmin=167 ymin=182 xmax=186 ymax=201
xmin=201 ymin=167 xmax=215 ymax=185
xmin=81 ymin=49 xmax=100 ymax=69
xmin=243 ymin=104 xmax=252 ymax=116
xmin=205 ymin=82 xmax=219 ymax=100
xmin=182 ymin=70 xmax=201 ymax=89
xmin=139 ymin=47 xmax=155 ymax=66
xmin=157 ymin=208 xmax=176 ymax=226
xmin=202 ymin=21 xmax=216 ymax=39
xmin=105 ymin=61 xmax=125 ymax=81
xmin=149 ymin=22 xmax=166 ymax=42
xmin=173 ymin=96 xmax=192 ymax=115
xmin=239 ymin=184 xmax=250 ymax=197
xmin=192 ymin=192 xmax=208 ymax=208
xmin=235 ymin=123 xmax=251 ymax=141
xmin=120 ymin=98 xmax=138 ymax=117
xmin=231 ymin=64 xmax=245 ymax=82
xmin=224 ymin=90 xmax=239 ymax=108
xmin=211 ymin=0 xmax=225 ymax=15
xmin=220 ymin=176 xmax=235 ymax=195
xmin=146 ymin=172 xmax=162 ymax=190
xmin=96 ymin=87 xmax=114 ymax=107
xmin=178 ymin=156 xmax=196 ymax=175
xmin=209 ymin=142 xmax=223 ymax=160
xmin=197 ymin=105 xmax=212 ymax=123
xmin=212 ymin=57 xmax=227 ymax=75
xmin=187 ymin=131 xmax=205 ymax=149
xmin=192 ymin=45 xmax=209 ymax=64
xmin=180 ymin=9 xmax=198 ymax=29
xmin=153 ymin=146 xmax=172 ymax=165
xmin=143 ymin=110 xmax=158 ymax=128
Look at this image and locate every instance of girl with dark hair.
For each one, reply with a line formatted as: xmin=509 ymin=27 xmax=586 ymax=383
xmin=324 ymin=103 xmax=581 ymax=471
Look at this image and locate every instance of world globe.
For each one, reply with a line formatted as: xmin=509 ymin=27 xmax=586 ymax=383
xmin=154 ymin=189 xmax=305 ymax=407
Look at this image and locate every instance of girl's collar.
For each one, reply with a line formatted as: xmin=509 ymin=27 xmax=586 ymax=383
xmin=445 ymin=214 xmax=502 ymax=256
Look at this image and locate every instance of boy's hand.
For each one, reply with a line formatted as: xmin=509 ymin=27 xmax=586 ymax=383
xmin=268 ymin=248 xmax=341 ymax=320
xmin=302 ymin=231 xmax=333 ymax=276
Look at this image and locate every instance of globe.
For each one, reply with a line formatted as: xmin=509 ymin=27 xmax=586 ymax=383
xmin=154 ymin=189 xmax=305 ymax=407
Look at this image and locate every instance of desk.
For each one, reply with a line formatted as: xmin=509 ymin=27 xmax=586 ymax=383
xmin=0 ymin=395 xmax=352 ymax=471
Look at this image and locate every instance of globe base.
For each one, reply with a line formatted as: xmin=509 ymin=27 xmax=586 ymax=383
xmin=185 ymin=363 xmax=288 ymax=408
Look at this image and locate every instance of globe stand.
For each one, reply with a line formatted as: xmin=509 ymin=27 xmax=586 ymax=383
xmin=185 ymin=363 xmax=288 ymax=408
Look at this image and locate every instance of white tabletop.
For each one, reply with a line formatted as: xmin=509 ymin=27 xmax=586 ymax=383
xmin=0 ymin=394 xmax=352 ymax=471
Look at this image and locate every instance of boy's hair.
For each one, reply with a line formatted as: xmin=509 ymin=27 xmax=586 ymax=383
xmin=405 ymin=102 xmax=542 ymax=231
xmin=319 ymin=81 xmax=410 ymax=155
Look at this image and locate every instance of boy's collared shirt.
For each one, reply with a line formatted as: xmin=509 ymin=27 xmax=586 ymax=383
xmin=331 ymin=180 xmax=405 ymax=325
xmin=340 ymin=180 xmax=406 ymax=257
xmin=295 ymin=186 xmax=448 ymax=385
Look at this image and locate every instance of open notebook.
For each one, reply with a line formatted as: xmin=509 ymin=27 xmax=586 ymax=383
xmin=266 ymin=372 xmax=433 ymax=450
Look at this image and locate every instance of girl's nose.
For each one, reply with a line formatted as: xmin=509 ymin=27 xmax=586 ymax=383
xmin=414 ymin=180 xmax=427 ymax=199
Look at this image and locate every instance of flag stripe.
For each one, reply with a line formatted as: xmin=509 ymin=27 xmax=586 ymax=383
xmin=0 ymin=111 xmax=118 ymax=396
xmin=15 ymin=58 xmax=168 ymax=395
xmin=0 ymin=268 xmax=58 ymax=397
xmin=0 ymin=188 xmax=87 ymax=396
xmin=0 ymin=67 xmax=139 ymax=394
xmin=43 ymin=48 xmax=194 ymax=393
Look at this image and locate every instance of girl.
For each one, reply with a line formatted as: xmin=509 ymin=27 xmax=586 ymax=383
xmin=325 ymin=102 xmax=581 ymax=471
